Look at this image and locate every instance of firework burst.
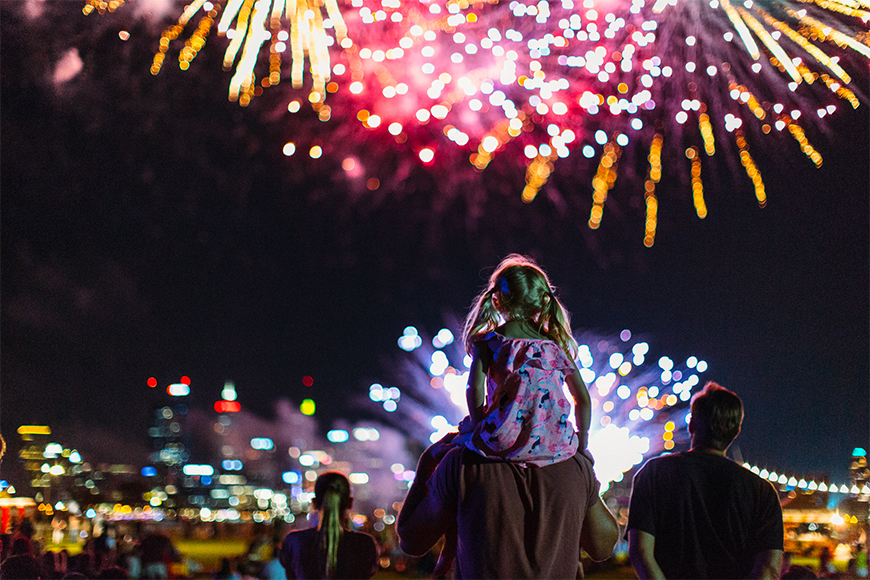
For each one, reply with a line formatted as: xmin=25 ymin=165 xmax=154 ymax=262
xmin=86 ymin=0 xmax=869 ymax=242
xmin=364 ymin=324 xmax=710 ymax=489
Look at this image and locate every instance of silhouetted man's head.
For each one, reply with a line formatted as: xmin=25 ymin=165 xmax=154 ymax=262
xmin=689 ymin=382 xmax=744 ymax=451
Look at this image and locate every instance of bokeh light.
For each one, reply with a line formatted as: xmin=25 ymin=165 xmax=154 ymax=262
xmin=300 ymin=398 xmax=316 ymax=415
xmin=367 ymin=322 xmax=711 ymax=489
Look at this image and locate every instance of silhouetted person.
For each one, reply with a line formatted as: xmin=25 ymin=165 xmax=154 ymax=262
xmin=0 ymin=554 xmax=42 ymax=580
xmin=138 ymin=531 xmax=175 ymax=579
xmin=397 ymin=433 xmax=619 ymax=578
xmin=627 ymin=382 xmax=784 ymax=579
xmin=819 ymin=546 xmax=833 ymax=575
xmin=96 ymin=566 xmax=128 ymax=580
xmin=10 ymin=537 xmax=33 ymax=557
xmin=213 ymin=558 xmax=238 ymax=580
xmin=781 ymin=564 xmax=818 ymax=579
xmin=279 ymin=472 xmax=378 ymax=579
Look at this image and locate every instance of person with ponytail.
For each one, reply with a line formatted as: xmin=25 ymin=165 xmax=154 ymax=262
xmin=279 ymin=472 xmax=378 ymax=579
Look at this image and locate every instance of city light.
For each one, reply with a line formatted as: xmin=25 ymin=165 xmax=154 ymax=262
xmin=17 ymin=425 xmax=50 ymax=436
xmin=221 ymin=381 xmax=237 ymax=401
xmin=43 ymin=443 xmax=63 ymax=458
xmin=352 ymin=427 xmax=380 ymax=441
xmin=167 ymin=383 xmax=190 ymax=397
xmin=327 ymin=429 xmax=349 ymax=443
xmin=250 ymin=438 xmax=274 ymax=450
xmin=182 ymin=464 xmax=215 ymax=476
xmin=300 ymin=399 xmax=316 ymax=415
xmin=215 ymin=400 xmax=240 ymax=413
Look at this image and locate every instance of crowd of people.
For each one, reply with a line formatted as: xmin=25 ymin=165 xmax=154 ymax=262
xmin=0 ymin=523 xmax=176 ymax=580
xmin=0 ymin=255 xmax=862 ymax=579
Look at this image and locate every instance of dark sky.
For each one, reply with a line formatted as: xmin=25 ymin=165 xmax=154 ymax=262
xmin=1 ymin=0 xmax=868 ymax=484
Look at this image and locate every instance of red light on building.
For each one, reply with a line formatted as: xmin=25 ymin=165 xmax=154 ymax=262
xmin=303 ymin=375 xmax=314 ymax=387
xmin=215 ymin=400 xmax=240 ymax=413
xmin=180 ymin=376 xmax=191 ymax=385
xmin=147 ymin=377 xmax=158 ymax=388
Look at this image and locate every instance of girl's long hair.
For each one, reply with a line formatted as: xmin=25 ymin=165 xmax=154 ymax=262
xmin=314 ymin=472 xmax=352 ymax=579
xmin=463 ymin=254 xmax=578 ymax=359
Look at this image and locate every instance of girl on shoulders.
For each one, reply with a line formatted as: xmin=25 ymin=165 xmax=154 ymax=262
xmin=457 ymin=253 xmax=592 ymax=466
xmin=429 ymin=255 xmax=594 ymax=575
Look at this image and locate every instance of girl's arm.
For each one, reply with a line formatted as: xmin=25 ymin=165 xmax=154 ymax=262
xmin=466 ymin=347 xmax=487 ymax=424
xmin=565 ymin=368 xmax=591 ymax=451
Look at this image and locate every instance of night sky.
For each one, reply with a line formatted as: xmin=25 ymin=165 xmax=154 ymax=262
xmin=1 ymin=0 xmax=868 ymax=485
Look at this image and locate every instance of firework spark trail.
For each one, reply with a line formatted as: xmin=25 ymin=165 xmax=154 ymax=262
xmin=364 ymin=324 xmax=711 ymax=488
xmin=87 ymin=0 xmax=869 ymax=242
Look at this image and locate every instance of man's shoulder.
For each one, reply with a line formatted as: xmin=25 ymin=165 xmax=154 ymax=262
xmin=638 ymin=452 xmax=778 ymax=490
xmin=457 ymin=448 xmax=591 ymax=473
xmin=457 ymin=450 xmax=594 ymax=498
xmin=636 ymin=451 xmax=686 ymax=473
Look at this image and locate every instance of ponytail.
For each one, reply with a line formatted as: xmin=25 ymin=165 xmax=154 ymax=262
xmin=540 ymin=293 xmax=578 ymax=360
xmin=463 ymin=287 xmax=501 ymax=354
xmin=320 ymin=488 xmax=343 ymax=578
xmin=314 ymin=472 xmax=352 ymax=579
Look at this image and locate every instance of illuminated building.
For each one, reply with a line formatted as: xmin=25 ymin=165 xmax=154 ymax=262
xmin=851 ymin=447 xmax=869 ymax=503
xmin=146 ymin=376 xmax=194 ymax=508
xmin=16 ymin=426 xmax=71 ymax=503
xmin=12 ymin=426 xmax=143 ymax=523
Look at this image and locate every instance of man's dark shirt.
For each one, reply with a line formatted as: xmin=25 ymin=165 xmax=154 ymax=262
xmin=627 ymin=451 xmax=783 ymax=579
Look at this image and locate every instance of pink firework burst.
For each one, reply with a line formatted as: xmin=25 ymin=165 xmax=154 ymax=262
xmin=87 ymin=0 xmax=869 ymax=242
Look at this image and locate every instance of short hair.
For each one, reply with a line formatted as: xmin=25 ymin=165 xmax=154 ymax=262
xmin=690 ymin=382 xmax=744 ymax=451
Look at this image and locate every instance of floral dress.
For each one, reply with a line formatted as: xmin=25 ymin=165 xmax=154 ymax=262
xmin=463 ymin=332 xmax=579 ymax=467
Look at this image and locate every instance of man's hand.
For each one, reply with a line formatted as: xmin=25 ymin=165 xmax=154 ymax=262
xmin=397 ymin=433 xmax=458 ymax=557
xmin=425 ymin=432 xmax=458 ymax=459
xmin=749 ymin=550 xmax=783 ymax=580
xmin=628 ymin=529 xmax=666 ymax=579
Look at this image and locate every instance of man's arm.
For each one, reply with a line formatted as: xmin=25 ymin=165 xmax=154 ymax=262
xmin=628 ymin=529 xmax=666 ymax=579
xmin=579 ymin=495 xmax=619 ymax=561
xmin=749 ymin=550 xmax=783 ymax=580
xmin=396 ymin=435 xmax=456 ymax=556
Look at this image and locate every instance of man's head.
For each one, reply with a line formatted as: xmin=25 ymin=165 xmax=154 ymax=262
xmin=689 ymin=382 xmax=744 ymax=451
